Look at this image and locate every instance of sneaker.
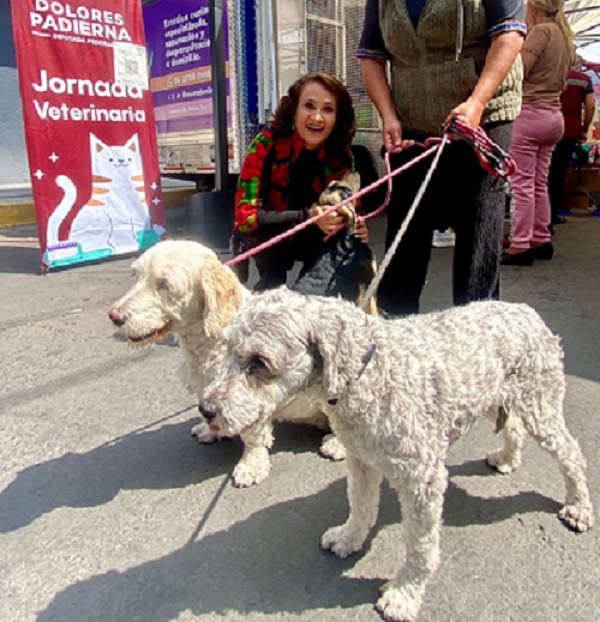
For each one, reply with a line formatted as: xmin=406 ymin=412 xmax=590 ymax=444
xmin=432 ymin=229 xmax=456 ymax=248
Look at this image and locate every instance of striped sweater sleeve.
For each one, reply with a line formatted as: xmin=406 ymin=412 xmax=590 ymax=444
xmin=234 ymin=130 xmax=274 ymax=233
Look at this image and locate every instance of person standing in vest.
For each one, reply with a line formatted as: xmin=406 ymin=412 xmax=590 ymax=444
xmin=357 ymin=0 xmax=526 ymax=316
xmin=502 ymin=0 xmax=576 ymax=265
xmin=548 ymin=65 xmax=596 ymax=228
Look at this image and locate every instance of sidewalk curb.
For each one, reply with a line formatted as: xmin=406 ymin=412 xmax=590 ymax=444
xmin=0 ymin=187 xmax=197 ymax=227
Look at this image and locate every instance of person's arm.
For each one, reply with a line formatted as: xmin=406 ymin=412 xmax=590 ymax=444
xmin=519 ymin=23 xmax=550 ymax=80
xmin=580 ymin=93 xmax=596 ymax=141
xmin=446 ymin=0 xmax=526 ymax=128
xmin=357 ymin=0 xmax=414 ymax=151
xmin=360 ymin=58 xmax=414 ymax=152
xmin=445 ymin=30 xmax=524 ymax=128
xmin=235 ymin=131 xmax=273 ymax=234
xmin=235 ymin=131 xmax=327 ymax=233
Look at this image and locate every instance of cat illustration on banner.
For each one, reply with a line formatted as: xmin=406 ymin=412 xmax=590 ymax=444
xmin=45 ymin=133 xmax=164 ymax=268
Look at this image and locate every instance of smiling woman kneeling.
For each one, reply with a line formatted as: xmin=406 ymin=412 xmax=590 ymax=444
xmin=232 ymin=73 xmax=373 ymax=291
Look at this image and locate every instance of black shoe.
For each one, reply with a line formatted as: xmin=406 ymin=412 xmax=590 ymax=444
xmin=500 ymin=249 xmax=535 ymax=266
xmin=552 ymin=215 xmax=567 ymax=225
xmin=532 ymin=242 xmax=554 ymax=260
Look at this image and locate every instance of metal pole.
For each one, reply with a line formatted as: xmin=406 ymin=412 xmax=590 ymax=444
xmin=209 ymin=0 xmax=229 ymax=195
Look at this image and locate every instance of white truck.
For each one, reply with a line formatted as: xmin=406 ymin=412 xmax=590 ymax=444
xmin=141 ymin=0 xmax=380 ymax=189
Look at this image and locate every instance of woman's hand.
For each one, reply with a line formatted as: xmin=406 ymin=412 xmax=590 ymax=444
xmin=309 ymin=205 xmax=345 ymax=234
xmin=445 ymin=95 xmax=486 ymax=130
xmin=382 ymin=113 xmax=415 ymax=153
xmin=354 ymin=219 xmax=369 ymax=243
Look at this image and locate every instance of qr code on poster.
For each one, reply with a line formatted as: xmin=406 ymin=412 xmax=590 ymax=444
xmin=124 ymin=59 xmax=139 ymax=75
xmin=113 ymin=42 xmax=149 ymax=90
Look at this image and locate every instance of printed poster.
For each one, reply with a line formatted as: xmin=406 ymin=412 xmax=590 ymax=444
xmin=11 ymin=0 xmax=165 ymax=271
xmin=142 ymin=0 xmax=231 ymax=136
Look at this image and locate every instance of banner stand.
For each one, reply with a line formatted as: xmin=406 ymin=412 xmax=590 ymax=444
xmin=11 ymin=0 xmax=165 ymax=272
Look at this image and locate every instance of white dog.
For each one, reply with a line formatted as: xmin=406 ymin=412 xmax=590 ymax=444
xmin=108 ymin=240 xmax=345 ymax=487
xmin=199 ymin=288 xmax=594 ymax=622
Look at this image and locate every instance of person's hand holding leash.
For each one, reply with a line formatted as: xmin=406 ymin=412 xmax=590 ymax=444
xmin=310 ymin=204 xmax=345 ymax=235
xmin=382 ymin=112 xmax=415 ymax=153
xmin=445 ymin=95 xmax=486 ymax=133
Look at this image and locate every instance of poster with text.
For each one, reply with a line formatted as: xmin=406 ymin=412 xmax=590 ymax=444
xmin=11 ymin=0 xmax=165 ymax=271
xmin=143 ymin=0 xmax=230 ymax=136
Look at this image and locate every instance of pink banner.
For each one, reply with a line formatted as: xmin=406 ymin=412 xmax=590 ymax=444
xmin=11 ymin=0 xmax=165 ymax=270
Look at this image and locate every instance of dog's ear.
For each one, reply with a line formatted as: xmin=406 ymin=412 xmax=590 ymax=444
xmin=343 ymin=170 xmax=361 ymax=194
xmin=198 ymin=258 xmax=244 ymax=339
xmin=309 ymin=317 xmax=355 ymax=399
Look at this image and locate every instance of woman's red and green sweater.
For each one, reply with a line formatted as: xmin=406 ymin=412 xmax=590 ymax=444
xmin=234 ymin=128 xmax=354 ymax=234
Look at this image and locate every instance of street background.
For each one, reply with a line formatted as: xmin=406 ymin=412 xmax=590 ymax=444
xmin=1 ymin=209 xmax=599 ymax=622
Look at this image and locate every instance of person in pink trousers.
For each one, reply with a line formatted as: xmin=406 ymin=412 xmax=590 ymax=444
xmin=502 ymin=0 xmax=576 ymax=266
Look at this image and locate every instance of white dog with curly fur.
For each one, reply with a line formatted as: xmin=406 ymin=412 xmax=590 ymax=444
xmin=199 ymin=288 xmax=594 ymax=622
xmin=108 ymin=240 xmax=345 ymax=488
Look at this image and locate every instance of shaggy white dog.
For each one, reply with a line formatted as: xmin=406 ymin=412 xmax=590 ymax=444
xmin=199 ymin=288 xmax=594 ymax=622
xmin=108 ymin=240 xmax=345 ymax=488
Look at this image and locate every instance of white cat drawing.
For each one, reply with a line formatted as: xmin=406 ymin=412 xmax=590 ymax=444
xmin=46 ymin=133 xmax=151 ymax=255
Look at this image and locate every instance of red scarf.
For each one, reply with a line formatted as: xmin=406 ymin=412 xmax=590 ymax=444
xmin=235 ymin=128 xmax=354 ymax=233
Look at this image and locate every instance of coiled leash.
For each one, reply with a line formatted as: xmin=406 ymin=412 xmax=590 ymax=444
xmin=358 ymin=119 xmax=516 ymax=311
xmin=447 ymin=118 xmax=516 ymax=179
xmin=225 ymin=118 xmax=517 ymax=303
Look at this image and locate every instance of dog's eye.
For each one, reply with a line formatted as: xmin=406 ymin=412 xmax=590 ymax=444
xmin=156 ymin=277 xmax=170 ymax=292
xmin=246 ymin=356 xmax=268 ymax=376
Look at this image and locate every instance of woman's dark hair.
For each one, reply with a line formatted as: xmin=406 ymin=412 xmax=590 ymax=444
xmin=271 ymin=73 xmax=356 ymax=149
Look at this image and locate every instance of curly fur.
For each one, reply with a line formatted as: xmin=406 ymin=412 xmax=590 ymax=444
xmin=108 ymin=240 xmax=345 ymax=487
xmin=200 ymin=288 xmax=594 ymax=621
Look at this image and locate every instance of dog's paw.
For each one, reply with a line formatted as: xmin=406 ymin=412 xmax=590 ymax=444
xmin=320 ymin=524 xmax=365 ymax=558
xmin=376 ymin=582 xmax=422 ymax=622
xmin=559 ymin=504 xmax=595 ymax=532
xmin=191 ymin=422 xmax=219 ymax=444
xmin=319 ymin=434 xmax=346 ymax=461
xmin=486 ymin=449 xmax=520 ymax=474
xmin=232 ymin=449 xmax=271 ymax=488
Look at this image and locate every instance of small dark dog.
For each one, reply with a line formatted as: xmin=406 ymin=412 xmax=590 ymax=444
xmin=293 ymin=171 xmax=378 ymax=315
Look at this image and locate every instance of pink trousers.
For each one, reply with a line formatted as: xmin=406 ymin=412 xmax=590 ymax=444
xmin=509 ymin=105 xmax=564 ymax=248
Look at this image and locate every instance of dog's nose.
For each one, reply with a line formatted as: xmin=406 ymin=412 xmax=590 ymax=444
xmin=108 ymin=307 xmax=127 ymax=327
xmin=198 ymin=401 xmax=219 ymax=423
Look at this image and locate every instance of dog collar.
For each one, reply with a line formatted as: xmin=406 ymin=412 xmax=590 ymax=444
xmin=328 ymin=342 xmax=377 ymax=406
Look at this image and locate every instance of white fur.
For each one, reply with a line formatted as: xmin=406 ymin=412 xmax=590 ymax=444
xmin=109 ymin=240 xmax=344 ymax=487
xmin=200 ymin=288 xmax=594 ymax=621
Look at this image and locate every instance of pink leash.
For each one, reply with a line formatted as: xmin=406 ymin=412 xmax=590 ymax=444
xmin=225 ymin=119 xmax=516 ymax=268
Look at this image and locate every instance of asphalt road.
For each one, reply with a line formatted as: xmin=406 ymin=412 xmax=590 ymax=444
xmin=1 ymin=212 xmax=599 ymax=622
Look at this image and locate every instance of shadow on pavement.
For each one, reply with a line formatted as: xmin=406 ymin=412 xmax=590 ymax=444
xmin=35 ymin=474 xmax=561 ymax=622
xmin=0 ymin=420 xmax=330 ymax=535
xmin=0 ymin=244 xmax=41 ymax=275
xmin=0 ymin=416 xmax=230 ymax=534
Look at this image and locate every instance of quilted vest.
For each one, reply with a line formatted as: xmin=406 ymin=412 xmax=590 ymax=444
xmin=379 ymin=0 xmax=523 ymax=135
